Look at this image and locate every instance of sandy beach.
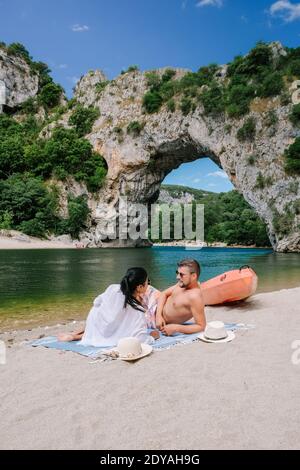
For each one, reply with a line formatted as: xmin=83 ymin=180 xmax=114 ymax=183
xmin=0 ymin=286 xmax=300 ymax=450
xmin=0 ymin=231 xmax=76 ymax=249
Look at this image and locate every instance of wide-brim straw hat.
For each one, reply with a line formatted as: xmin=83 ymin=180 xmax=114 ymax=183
xmin=115 ymin=337 xmax=153 ymax=361
xmin=198 ymin=321 xmax=235 ymax=343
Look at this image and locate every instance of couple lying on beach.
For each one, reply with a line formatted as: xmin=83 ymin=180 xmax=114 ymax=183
xmin=58 ymin=258 xmax=206 ymax=347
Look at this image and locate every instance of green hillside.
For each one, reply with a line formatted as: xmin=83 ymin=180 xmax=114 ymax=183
xmin=153 ymin=185 xmax=271 ymax=247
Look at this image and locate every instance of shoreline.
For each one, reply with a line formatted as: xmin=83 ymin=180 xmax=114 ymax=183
xmin=1 ymin=285 xmax=298 ymax=336
xmin=0 ymin=229 xmax=272 ymax=250
xmin=1 ymin=285 xmax=300 ymax=450
xmin=152 ymin=241 xmax=272 ymax=249
xmin=0 ymin=231 xmax=77 ymax=250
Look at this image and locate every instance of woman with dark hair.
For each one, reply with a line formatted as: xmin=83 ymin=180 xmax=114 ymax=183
xmin=57 ymin=267 xmax=160 ymax=346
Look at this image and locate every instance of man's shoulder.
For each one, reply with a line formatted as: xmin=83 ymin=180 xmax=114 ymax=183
xmin=187 ymin=286 xmax=204 ymax=301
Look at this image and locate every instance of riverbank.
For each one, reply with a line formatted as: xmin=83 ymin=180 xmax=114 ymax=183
xmin=0 ymin=231 xmax=271 ymax=250
xmin=0 ymin=230 xmax=77 ymax=249
xmin=152 ymin=240 xmax=271 ymax=249
xmin=1 ymin=286 xmax=300 ymax=450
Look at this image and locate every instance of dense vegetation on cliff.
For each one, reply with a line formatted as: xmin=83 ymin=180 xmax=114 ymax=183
xmin=0 ymin=42 xmax=107 ymax=238
xmin=0 ymin=41 xmax=298 ymax=245
xmin=142 ymin=42 xmax=300 ymax=175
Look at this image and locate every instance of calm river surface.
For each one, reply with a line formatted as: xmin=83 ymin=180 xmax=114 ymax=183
xmin=0 ymin=247 xmax=299 ymax=330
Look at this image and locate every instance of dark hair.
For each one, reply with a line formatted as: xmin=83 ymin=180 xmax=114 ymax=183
xmin=120 ymin=267 xmax=148 ymax=311
xmin=177 ymin=259 xmax=201 ymax=278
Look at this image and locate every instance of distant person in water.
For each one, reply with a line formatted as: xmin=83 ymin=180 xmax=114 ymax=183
xmin=156 ymin=259 xmax=206 ymax=336
xmin=57 ymin=267 xmax=160 ymax=346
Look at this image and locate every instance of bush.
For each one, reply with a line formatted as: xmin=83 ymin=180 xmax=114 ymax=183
xmin=127 ymin=121 xmax=144 ymax=136
xmin=0 ymin=210 xmax=13 ymax=230
xmin=24 ymin=127 xmax=107 ymax=189
xmin=243 ymin=42 xmax=272 ymax=75
xmin=167 ymin=99 xmax=176 ymax=112
xmin=0 ymin=174 xmax=60 ymax=236
xmin=264 ymin=110 xmax=278 ymax=127
xmin=237 ymin=117 xmax=256 ymax=142
xmin=21 ymin=98 xmax=39 ymax=114
xmin=0 ymin=134 xmax=25 ymax=178
xmin=180 ymin=97 xmax=192 ymax=116
xmin=38 ymin=83 xmax=63 ymax=108
xmin=257 ymin=72 xmax=284 ymax=98
xmin=31 ymin=62 xmax=53 ymax=88
xmin=200 ymin=83 xmax=225 ymax=116
xmin=247 ymin=154 xmax=256 ymax=165
xmin=65 ymin=195 xmax=90 ymax=239
xmin=142 ymin=90 xmax=163 ymax=113
xmin=159 ymin=80 xmax=176 ymax=101
xmin=226 ymin=83 xmax=255 ymax=118
xmin=19 ymin=217 xmax=47 ymax=238
xmin=121 ymin=65 xmax=139 ymax=74
xmin=284 ymin=137 xmax=300 ymax=174
xmin=161 ymin=69 xmax=176 ymax=82
xmin=288 ymin=59 xmax=300 ymax=77
xmin=69 ymin=105 xmax=99 ymax=136
xmin=7 ymin=42 xmax=31 ymax=62
xmin=95 ymin=81 xmax=109 ymax=94
xmin=272 ymin=208 xmax=294 ymax=237
xmin=256 ymin=173 xmax=265 ymax=189
xmin=145 ymin=72 xmax=161 ymax=90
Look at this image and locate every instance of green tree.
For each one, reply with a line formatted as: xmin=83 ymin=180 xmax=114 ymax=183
xmin=65 ymin=195 xmax=90 ymax=239
xmin=69 ymin=105 xmax=99 ymax=137
xmin=38 ymin=83 xmax=63 ymax=108
xmin=285 ymin=137 xmax=300 ymax=174
xmin=142 ymin=91 xmax=163 ymax=113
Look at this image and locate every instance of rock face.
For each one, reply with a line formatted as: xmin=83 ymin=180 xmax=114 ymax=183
xmin=70 ymin=54 xmax=300 ymax=252
xmin=158 ymin=188 xmax=195 ymax=205
xmin=0 ymin=47 xmax=39 ymax=109
xmin=2 ymin=42 xmax=300 ymax=252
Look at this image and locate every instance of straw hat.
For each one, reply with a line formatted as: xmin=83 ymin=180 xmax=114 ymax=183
xmin=116 ymin=337 xmax=153 ymax=361
xmin=198 ymin=321 xmax=235 ymax=343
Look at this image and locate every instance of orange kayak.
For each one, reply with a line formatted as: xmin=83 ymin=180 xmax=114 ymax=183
xmin=201 ymin=265 xmax=258 ymax=306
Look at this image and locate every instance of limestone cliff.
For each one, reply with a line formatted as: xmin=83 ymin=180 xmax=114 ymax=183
xmin=0 ymin=47 xmax=39 ymax=109
xmin=66 ymin=45 xmax=300 ymax=252
xmin=1 ymin=42 xmax=300 ymax=252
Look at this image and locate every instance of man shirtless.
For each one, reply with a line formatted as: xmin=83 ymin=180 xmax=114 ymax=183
xmin=156 ymin=259 xmax=206 ymax=336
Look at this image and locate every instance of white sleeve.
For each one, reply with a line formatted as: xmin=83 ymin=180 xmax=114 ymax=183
xmin=93 ymin=294 xmax=103 ymax=307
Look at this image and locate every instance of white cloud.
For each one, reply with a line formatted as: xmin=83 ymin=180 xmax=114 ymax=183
xmin=196 ymin=0 xmax=223 ymax=7
xmin=206 ymin=170 xmax=228 ymax=179
xmin=192 ymin=178 xmax=202 ymax=183
xmin=269 ymin=1 xmax=300 ymax=22
xmin=71 ymin=24 xmax=90 ymax=32
xmin=208 ymin=183 xmax=217 ymax=187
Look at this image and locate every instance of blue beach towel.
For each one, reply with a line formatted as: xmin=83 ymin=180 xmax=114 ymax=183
xmin=31 ymin=323 xmax=254 ymax=359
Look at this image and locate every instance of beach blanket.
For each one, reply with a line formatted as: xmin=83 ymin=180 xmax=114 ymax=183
xmin=31 ymin=323 xmax=254 ymax=359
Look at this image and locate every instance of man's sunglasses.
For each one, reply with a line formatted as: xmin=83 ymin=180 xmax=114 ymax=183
xmin=176 ymin=270 xmax=194 ymax=278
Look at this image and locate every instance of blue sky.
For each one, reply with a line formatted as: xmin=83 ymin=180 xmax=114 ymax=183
xmin=0 ymin=0 xmax=299 ymax=192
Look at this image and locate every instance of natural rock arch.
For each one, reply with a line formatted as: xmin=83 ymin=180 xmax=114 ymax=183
xmin=37 ymin=43 xmax=298 ymax=252
xmin=70 ymin=68 xmax=299 ymax=252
